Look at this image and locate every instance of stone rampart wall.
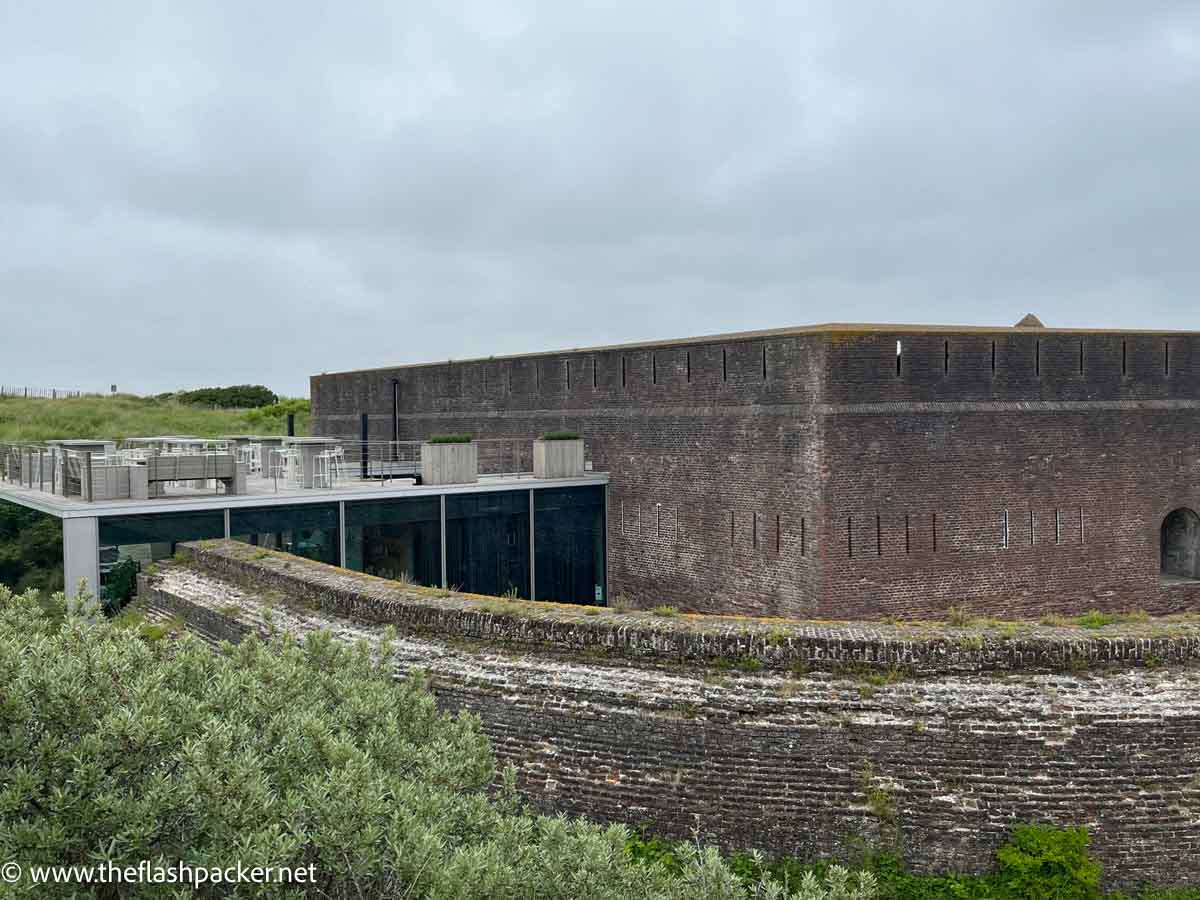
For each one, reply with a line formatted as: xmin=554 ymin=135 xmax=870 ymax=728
xmin=138 ymin=540 xmax=1200 ymax=891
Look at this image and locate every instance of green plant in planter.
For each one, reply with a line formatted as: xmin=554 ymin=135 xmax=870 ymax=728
xmin=541 ymin=431 xmax=580 ymax=440
xmin=427 ymin=433 xmax=472 ymax=444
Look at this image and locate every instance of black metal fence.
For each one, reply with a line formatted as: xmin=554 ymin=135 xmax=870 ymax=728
xmin=0 ymin=386 xmax=84 ymax=400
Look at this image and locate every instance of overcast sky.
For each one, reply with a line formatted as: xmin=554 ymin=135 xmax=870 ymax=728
xmin=2 ymin=2 xmax=1198 ymax=396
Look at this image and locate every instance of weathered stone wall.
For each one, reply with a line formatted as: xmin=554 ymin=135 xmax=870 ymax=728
xmin=170 ymin=541 xmax=1200 ymax=674
xmin=141 ymin=542 xmax=1200 ymax=890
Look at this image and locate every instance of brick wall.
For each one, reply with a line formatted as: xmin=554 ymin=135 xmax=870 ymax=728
xmin=144 ymin=542 xmax=1200 ymax=891
xmin=817 ymin=329 xmax=1200 ymax=618
xmin=311 ymin=326 xmax=1200 ymax=618
xmin=312 ymin=333 xmax=827 ymax=616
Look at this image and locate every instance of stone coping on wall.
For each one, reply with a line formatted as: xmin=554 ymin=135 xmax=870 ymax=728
xmin=166 ymin=540 xmax=1200 ymax=675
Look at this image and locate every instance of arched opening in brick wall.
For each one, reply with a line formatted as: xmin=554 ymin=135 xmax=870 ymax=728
xmin=1161 ymin=508 xmax=1200 ymax=582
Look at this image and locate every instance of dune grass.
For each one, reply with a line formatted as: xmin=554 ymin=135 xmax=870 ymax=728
xmin=0 ymin=394 xmax=309 ymax=442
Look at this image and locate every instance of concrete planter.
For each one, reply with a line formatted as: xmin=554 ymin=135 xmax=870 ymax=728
xmin=421 ymin=442 xmax=478 ymax=485
xmin=533 ymin=438 xmax=585 ymax=478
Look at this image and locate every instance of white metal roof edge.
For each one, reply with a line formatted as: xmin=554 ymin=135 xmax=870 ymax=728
xmin=0 ymin=474 xmax=610 ymax=520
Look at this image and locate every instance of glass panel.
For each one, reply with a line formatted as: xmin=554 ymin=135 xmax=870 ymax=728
xmin=98 ymin=510 xmax=225 ymax=577
xmin=229 ymin=503 xmax=339 ymax=566
xmin=534 ymin=486 xmax=606 ymax=605
xmin=445 ymin=490 xmax=529 ymax=598
xmin=344 ymin=497 xmax=440 ymax=586
xmin=0 ymin=498 xmax=64 ymax=593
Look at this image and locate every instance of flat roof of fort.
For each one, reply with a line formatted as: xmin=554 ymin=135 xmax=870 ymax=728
xmin=316 ymin=317 xmax=1200 ymax=377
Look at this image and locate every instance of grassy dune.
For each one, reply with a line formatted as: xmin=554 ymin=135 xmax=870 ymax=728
xmin=0 ymin=394 xmax=309 ymax=443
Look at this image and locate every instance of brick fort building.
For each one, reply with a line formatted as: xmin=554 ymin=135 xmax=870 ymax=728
xmin=311 ymin=316 xmax=1200 ymax=620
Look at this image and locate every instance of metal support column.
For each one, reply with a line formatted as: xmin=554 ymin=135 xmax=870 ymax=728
xmin=338 ymin=500 xmax=347 ymax=568
xmin=528 ymin=488 xmax=536 ymax=601
xmin=439 ymin=494 xmax=447 ymax=589
xmin=223 ymin=509 xmax=231 ymax=539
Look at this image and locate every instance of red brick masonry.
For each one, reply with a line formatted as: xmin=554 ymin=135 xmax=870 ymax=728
xmin=311 ymin=324 xmax=1200 ymax=618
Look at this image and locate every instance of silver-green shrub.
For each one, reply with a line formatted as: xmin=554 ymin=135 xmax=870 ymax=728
xmin=0 ymin=586 xmax=874 ymax=899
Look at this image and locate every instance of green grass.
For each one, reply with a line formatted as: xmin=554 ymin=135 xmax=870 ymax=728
xmin=1041 ymin=609 xmax=1153 ymax=629
xmin=0 ymin=394 xmax=308 ymax=442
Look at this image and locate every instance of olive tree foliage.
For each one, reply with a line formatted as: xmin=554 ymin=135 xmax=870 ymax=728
xmin=0 ymin=586 xmax=875 ymax=900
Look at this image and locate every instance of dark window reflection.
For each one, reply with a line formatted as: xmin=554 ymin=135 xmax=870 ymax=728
xmin=445 ymin=490 xmax=529 ymax=598
xmin=229 ymin=503 xmax=339 ymax=566
xmin=99 ymin=510 xmax=225 ymax=577
xmin=534 ymin=486 xmax=606 ymax=605
xmin=344 ymin=497 xmax=440 ymax=586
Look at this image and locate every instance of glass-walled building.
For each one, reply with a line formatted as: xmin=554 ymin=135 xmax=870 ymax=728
xmin=229 ymin=503 xmax=340 ymax=566
xmin=534 ymin=486 xmax=606 ymax=605
xmin=446 ymin=490 xmax=531 ymax=599
xmin=344 ymin=496 xmax=441 ymax=586
xmin=98 ymin=510 xmax=225 ymax=575
xmin=34 ymin=480 xmax=608 ymax=606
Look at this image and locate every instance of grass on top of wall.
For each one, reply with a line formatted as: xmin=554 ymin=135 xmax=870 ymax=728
xmin=0 ymin=394 xmax=309 ymax=443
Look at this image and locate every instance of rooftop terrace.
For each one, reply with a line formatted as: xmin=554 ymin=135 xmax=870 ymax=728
xmin=0 ymin=435 xmax=605 ymax=519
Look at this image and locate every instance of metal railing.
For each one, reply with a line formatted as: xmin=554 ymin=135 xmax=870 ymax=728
xmin=1 ymin=441 xmax=238 ymax=502
xmin=1 ymin=442 xmax=97 ymax=500
xmin=321 ymin=437 xmax=536 ymax=479
xmin=1 ymin=435 xmax=567 ymax=502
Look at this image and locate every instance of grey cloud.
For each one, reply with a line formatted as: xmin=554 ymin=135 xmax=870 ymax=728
xmin=1 ymin=1 xmax=1198 ymax=395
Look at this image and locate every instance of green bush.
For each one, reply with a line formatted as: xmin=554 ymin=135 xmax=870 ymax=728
xmin=995 ymin=824 xmax=1101 ymax=899
xmin=0 ymin=586 xmax=860 ymax=900
xmin=175 ymin=384 xmax=279 ymax=409
xmin=242 ymin=397 xmax=311 ymax=435
xmin=99 ymin=557 xmax=139 ymax=614
xmin=541 ymin=431 xmax=580 ymax=440
xmin=0 ymin=500 xmax=62 ymax=594
xmin=632 ymin=823 xmax=1193 ymax=899
xmin=428 ymin=433 xmax=473 ymax=443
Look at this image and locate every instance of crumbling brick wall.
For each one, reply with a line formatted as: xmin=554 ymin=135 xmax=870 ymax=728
xmin=143 ymin=541 xmax=1200 ymax=890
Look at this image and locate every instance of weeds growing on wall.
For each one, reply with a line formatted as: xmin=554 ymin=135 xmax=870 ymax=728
xmin=627 ymin=824 xmax=1198 ymax=899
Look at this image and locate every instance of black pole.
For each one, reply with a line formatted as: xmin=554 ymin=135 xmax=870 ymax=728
xmin=391 ymin=379 xmax=399 ymax=461
xmin=287 ymin=413 xmax=295 ymax=437
xmin=360 ymin=413 xmax=369 ymax=480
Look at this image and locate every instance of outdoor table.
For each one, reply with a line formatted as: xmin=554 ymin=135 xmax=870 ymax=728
xmin=285 ymin=437 xmax=341 ymax=488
